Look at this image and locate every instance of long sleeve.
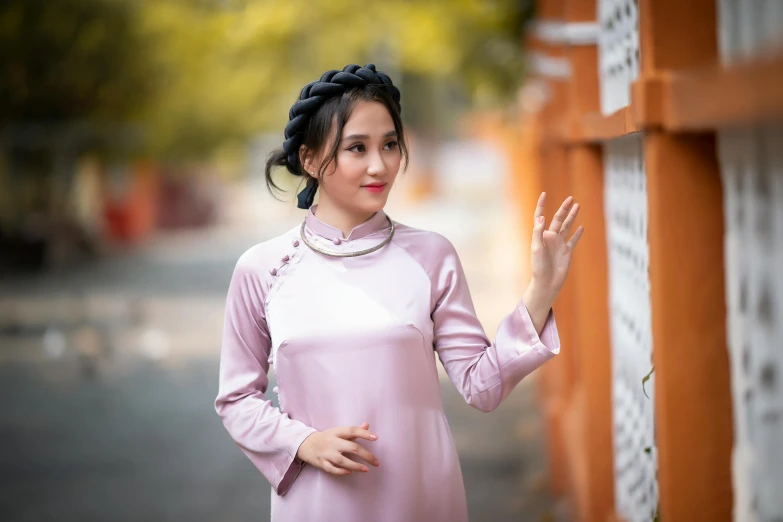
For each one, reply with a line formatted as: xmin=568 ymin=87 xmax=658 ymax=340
xmin=429 ymin=236 xmax=560 ymax=413
xmin=214 ymin=258 xmax=318 ymax=495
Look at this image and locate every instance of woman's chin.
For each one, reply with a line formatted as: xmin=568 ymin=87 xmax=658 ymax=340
xmin=357 ymin=194 xmax=390 ymax=213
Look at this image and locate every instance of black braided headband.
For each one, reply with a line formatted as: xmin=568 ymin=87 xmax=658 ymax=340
xmin=282 ymin=63 xmax=401 ymax=182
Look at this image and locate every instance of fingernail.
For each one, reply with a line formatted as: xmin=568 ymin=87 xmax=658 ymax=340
xmin=375 ymin=460 xmax=380 ymax=466
xmin=370 ymin=434 xmax=377 ymax=440
xmin=539 ymin=216 xmax=544 ymax=225
xmin=362 ymin=466 xmax=368 ymax=472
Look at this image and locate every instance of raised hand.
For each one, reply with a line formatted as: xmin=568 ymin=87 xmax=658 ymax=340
xmin=532 ymin=192 xmax=583 ymax=293
xmin=296 ymin=422 xmax=381 ymax=476
xmin=523 ymin=192 xmax=584 ymax=333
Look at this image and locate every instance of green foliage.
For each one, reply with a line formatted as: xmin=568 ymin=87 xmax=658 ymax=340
xmin=0 ymin=0 xmax=156 ymax=122
xmin=642 ymin=366 xmax=660 ymax=521
xmin=642 ymin=365 xmax=654 ymax=399
xmin=2 ymin=0 xmax=533 ymax=158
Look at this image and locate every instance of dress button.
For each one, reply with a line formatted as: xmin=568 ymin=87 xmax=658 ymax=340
xmin=270 ymin=267 xmax=278 ymax=276
xmin=281 ymin=255 xmax=290 ymax=263
xmin=272 ymin=386 xmax=279 ymax=394
xmin=333 ymin=237 xmax=342 ymax=245
xmin=292 ymin=239 xmax=300 ymax=247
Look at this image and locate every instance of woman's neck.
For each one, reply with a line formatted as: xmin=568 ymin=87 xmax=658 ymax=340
xmin=313 ymin=198 xmax=376 ymax=239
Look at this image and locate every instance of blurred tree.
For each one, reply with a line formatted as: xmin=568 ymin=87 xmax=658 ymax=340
xmin=0 ymin=0 xmax=157 ymax=257
xmin=0 ymin=0 xmax=156 ymax=123
xmin=138 ymin=0 xmax=534 ymax=157
xmin=1 ymin=0 xmax=533 ymax=158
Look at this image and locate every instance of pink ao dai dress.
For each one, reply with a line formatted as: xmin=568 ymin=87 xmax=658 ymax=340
xmin=215 ymin=205 xmax=560 ymax=522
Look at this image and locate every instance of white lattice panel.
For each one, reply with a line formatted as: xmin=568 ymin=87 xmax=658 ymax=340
xmin=598 ymin=0 xmax=640 ymax=115
xmin=719 ymin=126 xmax=783 ymax=522
xmin=604 ymin=133 xmax=658 ymax=522
xmin=718 ymin=0 xmax=783 ymax=64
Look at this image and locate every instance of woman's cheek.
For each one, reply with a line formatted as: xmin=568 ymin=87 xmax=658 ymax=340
xmin=388 ymin=150 xmax=402 ymax=174
xmin=334 ymin=152 xmax=358 ymax=177
xmin=342 ymin=159 xmax=367 ymax=186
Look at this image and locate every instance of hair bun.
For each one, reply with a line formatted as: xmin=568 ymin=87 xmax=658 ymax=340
xmin=281 ymin=63 xmax=401 ymax=174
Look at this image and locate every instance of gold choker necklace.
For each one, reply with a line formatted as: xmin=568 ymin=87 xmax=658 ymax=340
xmin=299 ymin=216 xmax=395 ymax=258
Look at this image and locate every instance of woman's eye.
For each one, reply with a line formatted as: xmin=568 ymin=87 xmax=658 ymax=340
xmin=347 ymin=141 xmax=397 ymax=152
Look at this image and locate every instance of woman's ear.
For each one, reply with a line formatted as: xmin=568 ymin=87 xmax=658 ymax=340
xmin=300 ymin=145 xmax=317 ymax=179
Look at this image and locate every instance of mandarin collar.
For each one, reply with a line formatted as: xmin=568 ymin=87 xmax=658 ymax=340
xmin=305 ymin=204 xmax=389 ymax=241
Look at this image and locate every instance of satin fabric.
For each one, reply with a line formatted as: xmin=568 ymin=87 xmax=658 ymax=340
xmin=215 ymin=205 xmax=560 ymax=522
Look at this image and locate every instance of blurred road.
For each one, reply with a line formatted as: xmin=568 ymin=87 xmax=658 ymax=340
xmin=0 ymin=176 xmax=560 ymax=522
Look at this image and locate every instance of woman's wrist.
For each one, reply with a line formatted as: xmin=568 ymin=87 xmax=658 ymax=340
xmin=522 ymin=280 xmax=555 ymax=335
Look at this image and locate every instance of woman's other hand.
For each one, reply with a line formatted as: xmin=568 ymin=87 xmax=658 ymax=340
xmin=523 ymin=192 xmax=584 ymax=333
xmin=296 ymin=422 xmax=380 ymax=476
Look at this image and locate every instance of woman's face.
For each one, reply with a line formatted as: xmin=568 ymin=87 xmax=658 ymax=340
xmin=310 ymin=100 xmax=402 ymax=216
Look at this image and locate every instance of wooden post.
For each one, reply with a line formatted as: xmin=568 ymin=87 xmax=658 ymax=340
xmin=639 ymin=0 xmax=718 ymax=74
xmin=545 ymin=143 xmax=578 ymax=395
xmin=530 ymin=1 xmax=576 ymax=497
xmin=539 ymin=142 xmax=575 ymax=496
xmin=645 ymin=132 xmax=734 ymax=521
xmin=561 ymin=2 xmax=616 ymax=519
xmin=637 ymin=0 xmax=734 ymax=520
xmin=566 ymin=144 xmax=615 ymax=522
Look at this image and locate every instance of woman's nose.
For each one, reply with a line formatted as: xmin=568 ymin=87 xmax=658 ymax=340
xmin=367 ymin=152 xmax=386 ymax=175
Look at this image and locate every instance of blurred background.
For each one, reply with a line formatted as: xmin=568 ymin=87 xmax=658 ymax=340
xmin=2 ymin=1 xmax=783 ymax=522
xmin=0 ymin=1 xmax=557 ymax=522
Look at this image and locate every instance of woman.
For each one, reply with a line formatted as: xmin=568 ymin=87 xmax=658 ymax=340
xmin=215 ymin=63 xmax=583 ymax=522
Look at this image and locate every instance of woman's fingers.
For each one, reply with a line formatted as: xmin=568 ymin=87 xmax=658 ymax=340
xmin=532 ymin=210 xmax=546 ymax=251
xmin=548 ymin=196 xmax=574 ymax=233
xmin=559 ymin=203 xmax=580 ymax=237
xmin=332 ymin=454 xmax=369 ymax=473
xmin=533 ymin=192 xmax=546 ymax=223
xmin=531 ymin=192 xmax=546 ymax=251
xmin=323 ymin=460 xmax=352 ymax=476
xmin=567 ymin=226 xmax=585 ymax=249
xmin=339 ymin=440 xmax=380 ymax=467
xmin=339 ymin=424 xmax=378 ymax=442
xmin=322 ymin=423 xmax=381 ymax=476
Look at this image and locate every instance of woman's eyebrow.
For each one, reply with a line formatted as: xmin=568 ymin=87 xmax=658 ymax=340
xmin=341 ymin=130 xmax=398 ymax=142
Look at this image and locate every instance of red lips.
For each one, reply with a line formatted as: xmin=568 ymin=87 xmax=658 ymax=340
xmin=362 ymin=182 xmax=387 ymax=193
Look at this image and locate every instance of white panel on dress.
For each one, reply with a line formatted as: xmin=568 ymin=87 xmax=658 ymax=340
xmin=719 ymin=125 xmax=783 ymax=522
xmin=718 ymin=0 xmax=783 ymax=64
xmin=597 ymin=0 xmax=640 ymax=115
xmin=604 ymin=133 xmax=659 ymax=522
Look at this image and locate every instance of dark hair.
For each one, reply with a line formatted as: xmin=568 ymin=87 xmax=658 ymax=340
xmin=264 ymin=64 xmax=408 ymax=207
